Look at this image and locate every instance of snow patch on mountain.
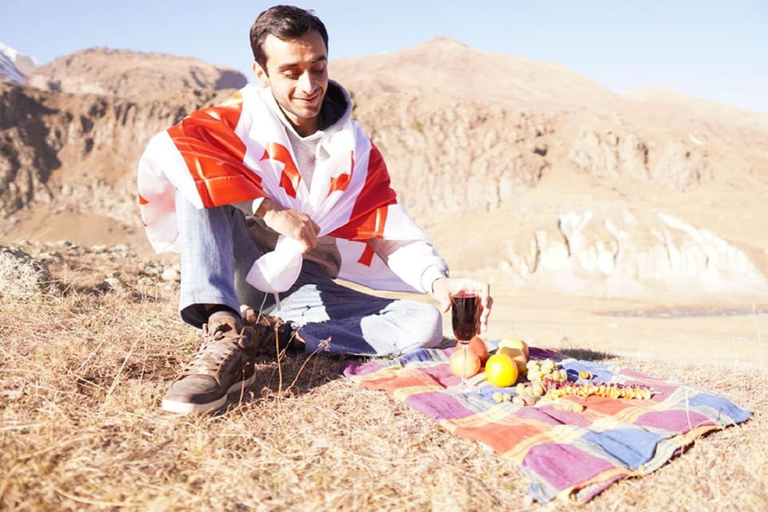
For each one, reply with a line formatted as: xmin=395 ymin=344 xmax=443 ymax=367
xmin=0 ymin=53 xmax=23 ymax=84
xmin=0 ymin=42 xmax=40 ymax=83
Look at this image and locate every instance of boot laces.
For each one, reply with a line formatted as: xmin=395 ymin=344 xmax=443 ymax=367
xmin=182 ymin=325 xmax=251 ymax=384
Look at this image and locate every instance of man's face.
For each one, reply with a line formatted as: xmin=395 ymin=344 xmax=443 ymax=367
xmin=253 ymin=30 xmax=328 ymax=136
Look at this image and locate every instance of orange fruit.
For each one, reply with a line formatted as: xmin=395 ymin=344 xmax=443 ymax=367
xmin=484 ymin=353 xmax=519 ymax=387
xmin=467 ymin=336 xmax=488 ymax=363
xmin=499 ymin=338 xmax=529 ymax=359
xmin=449 ymin=349 xmax=481 ymax=379
xmin=497 ymin=347 xmax=527 ymax=376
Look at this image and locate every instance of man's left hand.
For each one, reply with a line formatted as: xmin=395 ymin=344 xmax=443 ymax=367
xmin=431 ymin=277 xmax=493 ymax=334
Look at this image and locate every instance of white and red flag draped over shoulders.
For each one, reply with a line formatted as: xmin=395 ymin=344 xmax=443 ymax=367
xmin=138 ymin=84 xmax=430 ymax=293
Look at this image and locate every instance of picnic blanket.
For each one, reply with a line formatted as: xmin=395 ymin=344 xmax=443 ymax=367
xmin=342 ymin=344 xmax=751 ymax=504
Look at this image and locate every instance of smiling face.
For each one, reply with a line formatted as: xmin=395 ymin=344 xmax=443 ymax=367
xmin=253 ymin=30 xmax=329 ymax=137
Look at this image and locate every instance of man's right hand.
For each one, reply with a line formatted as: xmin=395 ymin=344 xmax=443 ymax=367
xmin=258 ymin=198 xmax=320 ymax=253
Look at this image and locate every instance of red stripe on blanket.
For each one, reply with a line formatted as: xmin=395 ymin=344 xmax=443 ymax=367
xmin=360 ymin=373 xmax=425 ymax=392
xmin=261 ymin=142 xmax=301 ymax=198
xmin=456 ymin=422 xmax=544 ymax=455
xmin=584 ymin=396 xmax=635 ymax=415
xmin=167 ymin=92 xmax=265 ymax=207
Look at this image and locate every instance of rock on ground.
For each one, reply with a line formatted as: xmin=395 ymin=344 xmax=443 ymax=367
xmin=0 ymin=245 xmax=52 ymax=298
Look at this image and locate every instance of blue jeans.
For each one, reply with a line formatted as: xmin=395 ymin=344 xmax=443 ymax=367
xmin=175 ymin=193 xmax=443 ymax=356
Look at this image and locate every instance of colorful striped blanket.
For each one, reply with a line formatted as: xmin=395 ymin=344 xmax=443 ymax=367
xmin=342 ymin=344 xmax=751 ymax=504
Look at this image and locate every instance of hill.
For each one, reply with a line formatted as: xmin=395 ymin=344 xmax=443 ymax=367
xmin=25 ymin=47 xmax=247 ymax=98
xmin=331 ymin=37 xmax=623 ymax=113
xmin=2 ymin=39 xmax=768 ymax=299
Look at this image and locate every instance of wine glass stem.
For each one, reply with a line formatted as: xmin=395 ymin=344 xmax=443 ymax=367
xmin=461 ymin=343 xmax=469 ymax=386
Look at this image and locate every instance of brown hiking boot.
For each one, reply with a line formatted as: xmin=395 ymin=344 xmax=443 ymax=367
xmin=242 ymin=309 xmax=303 ymax=354
xmin=162 ymin=317 xmax=257 ymax=415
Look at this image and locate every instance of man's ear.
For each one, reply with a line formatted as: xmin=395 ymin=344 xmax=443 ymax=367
xmin=252 ymin=61 xmax=269 ymax=88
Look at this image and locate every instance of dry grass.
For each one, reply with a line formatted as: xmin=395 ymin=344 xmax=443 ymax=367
xmin=1 ymin=245 xmax=766 ymax=511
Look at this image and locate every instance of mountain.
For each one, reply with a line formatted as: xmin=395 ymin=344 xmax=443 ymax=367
xmin=331 ymin=37 xmax=622 ymax=113
xmin=0 ymin=82 xmax=230 ymax=233
xmin=25 ymin=47 xmax=247 ymax=98
xmin=2 ymin=39 xmax=768 ymax=299
xmin=0 ymin=42 xmax=39 ymax=84
xmin=623 ymin=87 xmax=768 ymax=147
xmin=0 ymin=42 xmax=39 ymax=75
xmin=0 ymin=53 xmax=23 ymax=84
xmin=329 ymin=37 xmax=765 ymax=216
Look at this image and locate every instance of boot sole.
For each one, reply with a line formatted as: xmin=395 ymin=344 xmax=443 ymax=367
xmin=161 ymin=373 xmax=257 ymax=415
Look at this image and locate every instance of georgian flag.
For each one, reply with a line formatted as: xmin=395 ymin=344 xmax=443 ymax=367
xmin=138 ymin=83 xmax=428 ymax=292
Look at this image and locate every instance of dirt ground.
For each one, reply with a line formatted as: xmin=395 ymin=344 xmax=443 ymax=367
xmin=1 ymin=242 xmax=766 ymax=511
xmin=478 ymin=293 xmax=768 ymax=368
xmin=7 ymin=209 xmax=767 ymax=372
xmin=360 ymin=283 xmax=768 ymax=369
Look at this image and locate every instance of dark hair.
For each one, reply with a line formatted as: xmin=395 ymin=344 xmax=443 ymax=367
xmin=250 ymin=5 xmax=329 ymax=70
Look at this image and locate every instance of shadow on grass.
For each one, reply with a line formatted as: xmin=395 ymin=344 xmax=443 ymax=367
xmin=208 ymin=336 xmax=501 ymax=415
xmin=214 ymin=351 xmax=352 ymax=415
xmin=249 ymin=335 xmax=456 ymax=403
xmin=557 ymin=347 xmax=618 ymax=362
xmin=257 ymin=351 xmax=343 ymax=394
xmin=52 ymin=279 xmax=163 ymax=303
xmin=217 ymin=337 xmax=458 ymax=414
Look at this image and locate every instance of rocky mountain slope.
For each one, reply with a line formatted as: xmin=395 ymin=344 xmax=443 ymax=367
xmin=25 ymin=48 xmax=247 ymax=98
xmin=331 ymin=39 xmax=763 ymax=212
xmin=328 ymin=38 xmax=768 ymax=298
xmin=0 ymin=82 xmax=231 ymax=223
xmin=2 ymin=39 xmax=767 ymax=299
xmin=623 ymin=87 xmax=768 ymax=147
xmin=332 ymin=38 xmax=624 ymax=113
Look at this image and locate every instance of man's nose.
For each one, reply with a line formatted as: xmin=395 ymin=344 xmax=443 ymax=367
xmin=298 ymin=71 xmax=316 ymax=94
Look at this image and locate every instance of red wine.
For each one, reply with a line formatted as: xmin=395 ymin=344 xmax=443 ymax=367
xmin=451 ymin=294 xmax=479 ymax=342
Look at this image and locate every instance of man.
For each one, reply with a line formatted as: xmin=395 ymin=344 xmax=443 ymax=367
xmin=138 ymin=5 xmax=493 ymax=415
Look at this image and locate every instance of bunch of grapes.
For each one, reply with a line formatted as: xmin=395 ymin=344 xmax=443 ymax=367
xmin=511 ymin=388 xmax=537 ymax=406
xmin=509 ymin=359 xmax=566 ymax=405
xmin=503 ymin=358 xmax=654 ymax=407
xmin=491 ymin=391 xmax=513 ymax=403
xmin=542 ymin=380 xmax=653 ymax=400
xmin=525 ymin=359 xmax=568 ymax=383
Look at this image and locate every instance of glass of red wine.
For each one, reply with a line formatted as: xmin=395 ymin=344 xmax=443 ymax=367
xmin=452 ymin=292 xmax=480 ymax=391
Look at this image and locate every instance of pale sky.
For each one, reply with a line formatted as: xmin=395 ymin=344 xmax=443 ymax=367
xmin=2 ymin=0 xmax=767 ymax=112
